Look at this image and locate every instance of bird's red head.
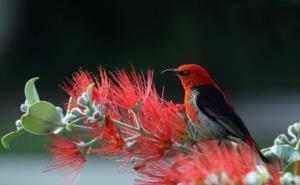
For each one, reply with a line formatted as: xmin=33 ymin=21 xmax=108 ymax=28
xmin=162 ymin=64 xmax=213 ymax=90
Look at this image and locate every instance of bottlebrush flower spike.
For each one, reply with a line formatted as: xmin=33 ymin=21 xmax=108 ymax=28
xmin=94 ymin=116 xmax=126 ymax=158
xmin=125 ymin=97 xmax=187 ymax=171
xmin=63 ymin=69 xmax=94 ymax=100
xmin=91 ymin=67 xmax=112 ymax=105
xmin=63 ymin=67 xmax=111 ymax=105
xmin=106 ymin=67 xmax=187 ymax=169
xmin=140 ymin=96 xmax=186 ymax=144
xmin=110 ymin=67 xmax=154 ymax=110
xmin=47 ymin=136 xmax=86 ymax=181
xmin=144 ymin=97 xmax=186 ymax=162
xmin=137 ymin=142 xmax=281 ymax=185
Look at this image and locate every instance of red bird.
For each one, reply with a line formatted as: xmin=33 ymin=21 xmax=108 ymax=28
xmin=162 ymin=64 xmax=267 ymax=161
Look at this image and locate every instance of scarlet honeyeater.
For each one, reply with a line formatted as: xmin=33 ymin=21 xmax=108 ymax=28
xmin=162 ymin=64 xmax=267 ymax=162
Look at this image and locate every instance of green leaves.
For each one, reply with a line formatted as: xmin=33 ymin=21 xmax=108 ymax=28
xmin=261 ymin=121 xmax=300 ymax=181
xmin=1 ymin=77 xmax=40 ymax=148
xmin=1 ymin=129 xmax=25 ymax=149
xmin=1 ymin=77 xmax=66 ymax=148
xmin=284 ymin=160 xmax=300 ymax=175
xmin=24 ymin=77 xmax=40 ymax=105
xmin=282 ymin=160 xmax=300 ymax=185
xmin=21 ymin=101 xmax=64 ymax=135
xmin=22 ymin=78 xmax=64 ymax=135
xmin=274 ymin=145 xmax=300 ymax=163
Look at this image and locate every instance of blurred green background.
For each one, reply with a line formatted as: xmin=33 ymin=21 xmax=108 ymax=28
xmin=0 ymin=0 xmax=300 ymax=184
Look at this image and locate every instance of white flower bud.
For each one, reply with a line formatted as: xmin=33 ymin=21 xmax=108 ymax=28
xmin=281 ymin=172 xmax=294 ymax=185
xmin=244 ymin=171 xmax=261 ymax=185
xmin=15 ymin=120 xmax=23 ymax=130
xmin=20 ymin=104 xmax=28 ymax=113
xmin=77 ymin=95 xmax=88 ymax=106
xmin=87 ymin=117 xmax=97 ymax=124
xmin=71 ymin=108 xmax=85 ymax=117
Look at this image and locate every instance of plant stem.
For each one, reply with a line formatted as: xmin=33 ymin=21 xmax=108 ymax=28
xmin=112 ymin=119 xmax=157 ymax=140
xmin=77 ymin=137 xmax=99 ymax=148
xmin=112 ymin=119 xmax=140 ymax=132
xmin=172 ymin=143 xmax=192 ymax=154
xmin=72 ymin=124 xmax=96 ymax=131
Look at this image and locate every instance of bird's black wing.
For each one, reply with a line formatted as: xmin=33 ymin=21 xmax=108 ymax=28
xmin=193 ymin=84 xmax=251 ymax=140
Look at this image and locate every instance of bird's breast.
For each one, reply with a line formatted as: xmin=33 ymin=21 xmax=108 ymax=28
xmin=184 ymin=91 xmax=200 ymax=123
xmin=185 ymin=89 xmax=227 ymax=140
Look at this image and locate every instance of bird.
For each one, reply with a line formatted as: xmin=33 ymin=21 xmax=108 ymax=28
xmin=162 ymin=64 xmax=267 ymax=162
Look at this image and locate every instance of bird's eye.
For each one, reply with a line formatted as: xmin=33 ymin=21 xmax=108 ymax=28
xmin=178 ymin=70 xmax=190 ymax=76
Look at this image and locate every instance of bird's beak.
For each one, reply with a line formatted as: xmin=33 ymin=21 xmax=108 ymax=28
xmin=161 ymin=68 xmax=178 ymax=75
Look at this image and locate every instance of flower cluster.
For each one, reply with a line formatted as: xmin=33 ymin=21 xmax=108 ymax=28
xmin=137 ymin=142 xmax=281 ymax=185
xmin=47 ymin=136 xmax=86 ymax=181
xmin=59 ymin=66 xmax=187 ymax=174
xmin=3 ymin=65 xmax=300 ymax=185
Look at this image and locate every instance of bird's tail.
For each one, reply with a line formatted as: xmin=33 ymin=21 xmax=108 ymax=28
xmin=246 ymin=137 xmax=269 ymax=163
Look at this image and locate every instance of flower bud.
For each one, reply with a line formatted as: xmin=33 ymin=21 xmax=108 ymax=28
xmin=281 ymin=172 xmax=294 ymax=185
xmin=77 ymin=95 xmax=88 ymax=106
xmin=244 ymin=171 xmax=261 ymax=185
xmin=15 ymin=120 xmax=23 ymax=130
xmin=71 ymin=108 xmax=85 ymax=117
xmin=87 ymin=117 xmax=97 ymax=124
xmin=93 ymin=111 xmax=102 ymax=119
xmin=20 ymin=104 xmax=28 ymax=113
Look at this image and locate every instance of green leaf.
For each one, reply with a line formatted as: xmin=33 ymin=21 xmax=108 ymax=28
xmin=1 ymin=129 xmax=25 ymax=149
xmin=263 ymin=150 xmax=281 ymax=162
xmin=284 ymin=160 xmax=300 ymax=175
xmin=21 ymin=101 xmax=64 ymax=135
xmin=296 ymin=141 xmax=300 ymax=152
xmin=25 ymin=77 xmax=40 ymax=105
xmin=270 ymin=145 xmax=300 ymax=163
xmin=261 ymin=147 xmax=271 ymax=154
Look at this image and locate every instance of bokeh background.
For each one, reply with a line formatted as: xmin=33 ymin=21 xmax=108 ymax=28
xmin=1 ymin=0 xmax=300 ymax=184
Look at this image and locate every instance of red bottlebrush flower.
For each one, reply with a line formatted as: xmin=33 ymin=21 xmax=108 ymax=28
xmin=110 ymin=67 xmax=154 ymax=110
xmin=62 ymin=69 xmax=94 ymax=100
xmin=123 ymin=99 xmax=187 ymax=172
xmin=173 ymin=103 xmax=185 ymax=113
xmin=93 ymin=67 xmax=187 ymax=169
xmin=91 ymin=67 xmax=111 ymax=105
xmin=129 ymin=94 xmax=186 ymax=169
xmin=62 ymin=67 xmax=111 ymax=105
xmin=127 ymin=137 xmax=176 ymax=171
xmin=62 ymin=66 xmax=187 ymax=177
xmin=140 ymin=96 xmax=186 ymax=144
xmin=47 ymin=136 xmax=86 ymax=181
xmin=137 ymin=142 xmax=281 ymax=185
xmin=94 ymin=116 xmax=126 ymax=158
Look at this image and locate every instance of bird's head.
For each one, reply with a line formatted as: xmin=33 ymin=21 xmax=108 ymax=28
xmin=162 ymin=64 xmax=213 ymax=90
